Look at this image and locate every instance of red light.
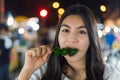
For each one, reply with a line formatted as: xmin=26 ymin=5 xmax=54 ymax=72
xmin=40 ymin=9 xmax=48 ymax=17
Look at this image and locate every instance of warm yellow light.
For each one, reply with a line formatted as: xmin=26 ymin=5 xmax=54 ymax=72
xmin=100 ymin=5 xmax=106 ymax=12
xmin=52 ymin=2 xmax=60 ymax=9
xmin=58 ymin=8 xmax=64 ymax=15
xmin=58 ymin=14 xmax=62 ymax=19
xmin=116 ymin=18 xmax=120 ymax=26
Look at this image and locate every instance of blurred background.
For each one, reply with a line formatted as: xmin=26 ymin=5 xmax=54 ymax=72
xmin=0 ymin=0 xmax=120 ymax=80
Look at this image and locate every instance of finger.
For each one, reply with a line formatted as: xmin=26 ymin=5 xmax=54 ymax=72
xmin=42 ymin=46 xmax=52 ymax=60
xmin=26 ymin=48 xmax=37 ymax=57
xmin=35 ymin=47 xmax=41 ymax=57
xmin=31 ymin=48 xmax=37 ymax=57
xmin=46 ymin=46 xmax=52 ymax=54
xmin=42 ymin=51 xmax=51 ymax=61
xmin=40 ymin=45 xmax=47 ymax=56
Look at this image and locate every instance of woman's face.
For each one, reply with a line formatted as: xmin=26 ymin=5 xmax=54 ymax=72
xmin=58 ymin=15 xmax=90 ymax=62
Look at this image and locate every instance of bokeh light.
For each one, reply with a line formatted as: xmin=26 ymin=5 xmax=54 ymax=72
xmin=52 ymin=2 xmax=60 ymax=9
xmin=58 ymin=8 xmax=64 ymax=15
xmin=100 ymin=5 xmax=106 ymax=12
xmin=18 ymin=28 xmax=24 ymax=34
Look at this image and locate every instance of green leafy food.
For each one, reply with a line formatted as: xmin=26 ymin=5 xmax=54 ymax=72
xmin=53 ymin=47 xmax=78 ymax=56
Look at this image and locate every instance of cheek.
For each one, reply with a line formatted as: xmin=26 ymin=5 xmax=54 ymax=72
xmin=80 ymin=38 xmax=89 ymax=50
xmin=58 ymin=34 xmax=67 ymax=48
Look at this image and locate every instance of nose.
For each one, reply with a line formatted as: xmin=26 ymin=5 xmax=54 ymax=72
xmin=67 ymin=32 xmax=77 ymax=43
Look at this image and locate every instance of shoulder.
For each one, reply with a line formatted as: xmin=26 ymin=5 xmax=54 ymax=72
xmin=104 ymin=62 xmax=120 ymax=80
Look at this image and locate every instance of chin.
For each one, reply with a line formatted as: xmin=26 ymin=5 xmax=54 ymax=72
xmin=64 ymin=55 xmax=82 ymax=62
xmin=64 ymin=53 xmax=86 ymax=62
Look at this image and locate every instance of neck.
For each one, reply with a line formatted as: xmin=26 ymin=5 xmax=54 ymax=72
xmin=65 ymin=58 xmax=86 ymax=80
xmin=67 ymin=57 xmax=86 ymax=71
xmin=64 ymin=57 xmax=86 ymax=79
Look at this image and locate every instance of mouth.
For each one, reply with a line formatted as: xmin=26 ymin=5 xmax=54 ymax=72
xmin=63 ymin=45 xmax=78 ymax=49
xmin=53 ymin=47 xmax=78 ymax=56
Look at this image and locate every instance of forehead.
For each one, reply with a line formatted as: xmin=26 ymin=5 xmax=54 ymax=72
xmin=62 ymin=15 xmax=85 ymax=27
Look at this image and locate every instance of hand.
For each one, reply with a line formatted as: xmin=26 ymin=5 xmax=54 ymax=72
xmin=23 ymin=45 xmax=52 ymax=72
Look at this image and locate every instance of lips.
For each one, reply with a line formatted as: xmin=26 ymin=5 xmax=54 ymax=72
xmin=63 ymin=45 xmax=78 ymax=50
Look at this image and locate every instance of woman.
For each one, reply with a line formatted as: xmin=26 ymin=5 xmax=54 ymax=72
xmin=17 ymin=4 xmax=120 ymax=80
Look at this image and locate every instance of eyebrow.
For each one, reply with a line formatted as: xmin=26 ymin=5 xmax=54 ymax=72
xmin=61 ymin=24 xmax=86 ymax=29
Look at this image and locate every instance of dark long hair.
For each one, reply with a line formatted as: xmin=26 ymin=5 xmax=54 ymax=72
xmin=41 ymin=4 xmax=104 ymax=80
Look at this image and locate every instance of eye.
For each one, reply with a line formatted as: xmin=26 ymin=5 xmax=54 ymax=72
xmin=62 ymin=29 xmax=69 ymax=33
xmin=78 ymin=30 xmax=87 ymax=34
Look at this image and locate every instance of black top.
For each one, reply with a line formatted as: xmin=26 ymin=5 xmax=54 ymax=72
xmin=0 ymin=39 xmax=11 ymax=67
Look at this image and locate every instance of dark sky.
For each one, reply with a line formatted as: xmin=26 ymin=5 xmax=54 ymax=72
xmin=4 ymin=0 xmax=115 ymax=26
xmin=5 ymin=0 xmax=104 ymax=16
